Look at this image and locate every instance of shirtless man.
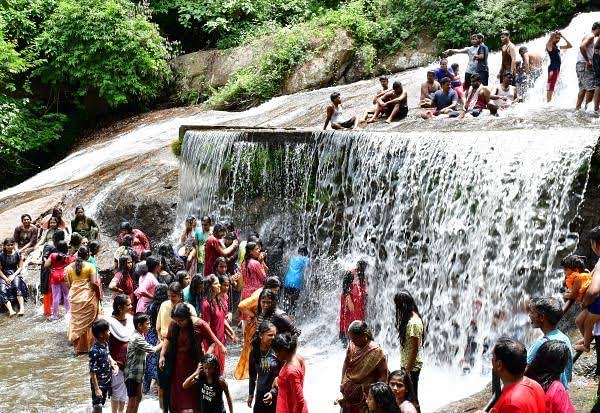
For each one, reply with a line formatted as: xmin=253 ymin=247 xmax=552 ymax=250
xmin=374 ymin=81 xmax=408 ymax=123
xmin=593 ymin=35 xmax=600 ymax=113
xmin=419 ymin=71 xmax=441 ymax=107
xmin=459 ymin=74 xmax=507 ymax=118
xmin=575 ymin=22 xmax=600 ymax=111
xmin=499 ymin=30 xmax=518 ymax=81
xmin=361 ymin=76 xmax=390 ymax=124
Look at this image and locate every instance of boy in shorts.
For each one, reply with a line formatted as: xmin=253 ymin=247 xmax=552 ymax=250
xmin=125 ymin=313 xmax=162 ymax=413
xmin=89 ymin=319 xmax=117 ymax=413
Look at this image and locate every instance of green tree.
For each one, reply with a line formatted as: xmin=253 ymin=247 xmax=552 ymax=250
xmin=35 ymin=0 xmax=171 ymax=107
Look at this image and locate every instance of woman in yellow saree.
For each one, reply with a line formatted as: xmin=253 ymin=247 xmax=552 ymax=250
xmin=66 ymin=246 xmax=100 ymax=354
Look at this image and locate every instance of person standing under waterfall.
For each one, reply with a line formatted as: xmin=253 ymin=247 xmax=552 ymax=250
xmin=241 ymin=241 xmax=268 ymax=301
xmin=394 ymin=290 xmax=424 ymax=411
xmin=337 ymin=320 xmax=388 ymax=413
xmin=526 ymin=297 xmax=573 ymax=387
xmin=196 ymin=215 xmax=212 ymax=273
xmin=339 ymin=260 xmax=368 ymax=346
xmin=324 ymin=92 xmax=356 ymax=130
xmin=498 ymin=31 xmax=518 ymax=81
xmin=489 ymin=338 xmax=545 ymax=413
xmin=545 ymin=31 xmax=572 ymax=102
xmin=575 ymin=22 xmax=600 ymax=111
xmin=204 ymin=223 xmax=239 ymax=276
xmin=593 ymin=35 xmax=600 ymax=114
xmin=518 ymin=47 xmax=543 ymax=94
xmin=443 ymin=33 xmax=488 ymax=89
xmin=283 ymin=245 xmax=310 ymax=315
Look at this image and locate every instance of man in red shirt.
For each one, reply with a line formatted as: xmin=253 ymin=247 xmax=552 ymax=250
xmin=490 ymin=337 xmax=546 ymax=413
xmin=203 ymin=223 xmax=238 ymax=276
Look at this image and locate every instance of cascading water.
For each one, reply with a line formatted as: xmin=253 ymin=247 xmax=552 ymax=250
xmin=178 ymin=128 xmax=598 ymax=412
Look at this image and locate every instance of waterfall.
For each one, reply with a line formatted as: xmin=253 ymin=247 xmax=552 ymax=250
xmin=179 ymin=127 xmax=598 ymax=411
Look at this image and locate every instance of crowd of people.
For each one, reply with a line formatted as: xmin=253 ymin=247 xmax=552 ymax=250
xmin=324 ymin=24 xmax=600 ymax=129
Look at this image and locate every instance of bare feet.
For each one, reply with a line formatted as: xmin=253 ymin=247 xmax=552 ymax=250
xmin=573 ymin=343 xmax=589 ymax=353
xmin=17 ymin=310 xmax=24 ymax=316
xmin=8 ymin=311 xmax=16 ymax=317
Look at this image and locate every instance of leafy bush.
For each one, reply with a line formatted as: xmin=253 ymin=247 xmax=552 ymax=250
xmin=35 ymin=0 xmax=171 ymax=107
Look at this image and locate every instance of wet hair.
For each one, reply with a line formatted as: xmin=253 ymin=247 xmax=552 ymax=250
xmin=251 ymin=321 xmax=277 ymax=358
xmin=149 ymin=283 xmax=169 ymax=328
xmin=298 ymin=245 xmax=309 ymax=256
xmin=394 ymin=290 xmax=425 ymax=347
xmin=158 ymin=270 xmax=174 ymax=285
xmin=140 ymin=250 xmax=152 ymax=261
xmin=133 ymin=312 xmax=150 ymax=329
xmin=257 ymin=288 xmax=279 ymax=317
xmin=146 ymin=256 xmax=161 ymax=274
xmin=427 ymin=70 xmax=435 ymax=76
xmin=212 ymin=223 xmax=226 ymax=235
xmin=121 ymin=234 xmax=133 ymax=248
xmin=500 ymin=30 xmax=510 ymax=37
xmin=214 ymin=256 xmax=228 ymax=274
xmin=440 ymin=77 xmax=451 ymax=86
xmin=200 ymin=215 xmax=212 ymax=224
xmin=493 ymin=337 xmax=527 ymax=376
xmin=330 ymin=91 xmax=341 ymax=102
xmin=133 ymin=262 xmax=148 ymax=285
xmin=271 ymin=332 xmax=298 ymax=355
xmin=525 ymin=340 xmax=570 ymax=391
xmin=225 ymin=221 xmax=235 ymax=232
xmin=48 ymin=216 xmax=59 ymax=228
xmin=175 ymin=270 xmax=189 ymax=285
xmin=168 ymin=281 xmax=183 ymax=298
xmin=342 ymin=271 xmax=354 ymax=295
xmin=21 ymin=214 xmax=32 ymax=221
xmin=225 ymin=232 xmax=237 ymax=240
xmin=392 ymin=81 xmax=403 ymax=91
xmin=529 ymin=297 xmax=563 ymax=326
xmin=74 ymin=205 xmax=85 ymax=215
xmin=55 ymin=240 xmax=69 ymax=255
xmin=201 ymin=353 xmax=221 ymax=379
xmin=560 ymin=254 xmax=586 ymax=272
xmin=88 ymin=240 xmax=100 ymax=256
xmin=185 ymin=215 xmax=196 ymax=224
xmin=244 ymin=241 xmax=260 ymax=276
xmin=120 ymin=221 xmax=133 ymax=233
xmin=171 ymin=302 xmax=192 ymax=319
xmin=476 ymin=33 xmax=484 ymax=41
xmin=518 ymin=46 xmax=527 ymax=54
xmin=189 ymin=274 xmax=204 ymax=305
xmin=92 ymin=318 xmax=110 ymax=338
xmin=589 ymin=226 xmax=600 ymax=242
xmin=70 ymin=232 xmax=83 ymax=249
xmin=263 ymin=276 xmax=281 ymax=290
xmin=112 ymin=293 xmax=130 ymax=316
xmin=75 ymin=246 xmax=90 ymax=276
xmin=593 ymin=22 xmax=600 ymax=31
xmin=379 ymin=76 xmax=388 ymax=81
xmin=349 ymin=320 xmax=374 ymax=340
xmin=117 ymin=254 xmax=133 ymax=275
xmin=439 ymin=58 xmax=448 ymax=65
xmin=368 ymin=382 xmax=402 ymax=413
xmin=451 ymin=63 xmax=459 ymax=71
xmin=470 ymin=73 xmax=481 ymax=82
xmin=217 ymin=273 xmax=230 ymax=285
xmin=52 ymin=229 xmax=65 ymax=246
xmin=502 ymin=72 xmax=514 ymax=81
xmin=203 ymin=274 xmax=222 ymax=310
xmin=388 ymin=369 xmax=417 ymax=404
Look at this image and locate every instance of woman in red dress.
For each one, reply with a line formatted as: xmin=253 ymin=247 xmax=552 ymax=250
xmin=264 ymin=333 xmax=308 ymax=413
xmin=158 ymin=303 xmax=225 ymax=413
xmin=339 ymin=261 xmax=367 ymax=345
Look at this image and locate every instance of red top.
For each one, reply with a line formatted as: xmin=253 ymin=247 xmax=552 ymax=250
xmin=545 ymin=380 xmax=575 ymax=413
xmin=277 ymin=355 xmax=308 ymax=413
xmin=203 ymin=235 xmax=222 ymax=276
xmin=490 ymin=377 xmax=545 ymax=413
xmin=201 ymin=297 xmax=227 ymax=374
xmin=339 ymin=272 xmax=367 ymax=334
xmin=241 ymin=259 xmax=267 ymax=300
xmin=118 ymin=229 xmax=150 ymax=258
xmin=49 ymin=253 xmax=72 ymax=284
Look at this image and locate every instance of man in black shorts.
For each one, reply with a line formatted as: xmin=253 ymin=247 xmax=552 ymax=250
xmin=324 ymin=92 xmax=356 ymax=130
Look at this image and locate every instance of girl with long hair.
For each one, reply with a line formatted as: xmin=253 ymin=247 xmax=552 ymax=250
xmin=339 ymin=261 xmax=368 ymax=345
xmin=0 ymin=238 xmax=26 ymax=316
xmin=248 ymin=322 xmax=281 ymax=413
xmin=366 ymin=382 xmax=401 ymax=413
xmin=44 ymin=240 xmax=71 ymax=320
xmin=525 ymin=340 xmax=575 ymax=413
xmin=242 ymin=242 xmax=267 ymax=300
xmin=183 ymin=354 xmax=233 ymax=413
xmin=388 ymin=370 xmax=418 ymax=413
xmin=394 ymin=290 xmax=425 ymax=410
xmin=109 ymin=255 xmax=136 ymax=313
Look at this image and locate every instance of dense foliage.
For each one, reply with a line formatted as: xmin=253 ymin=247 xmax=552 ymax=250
xmin=0 ymin=0 xmax=590 ymax=186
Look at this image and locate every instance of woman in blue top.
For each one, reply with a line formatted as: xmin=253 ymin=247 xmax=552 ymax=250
xmin=283 ymin=245 xmax=310 ymax=315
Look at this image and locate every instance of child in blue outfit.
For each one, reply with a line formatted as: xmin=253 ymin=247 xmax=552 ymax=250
xmin=89 ymin=319 xmax=118 ymax=412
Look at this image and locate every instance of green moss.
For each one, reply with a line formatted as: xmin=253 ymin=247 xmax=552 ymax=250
xmin=171 ymin=138 xmax=182 ymax=157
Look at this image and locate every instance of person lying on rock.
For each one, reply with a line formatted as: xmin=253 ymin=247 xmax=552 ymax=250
xmin=324 ymin=92 xmax=356 ymax=130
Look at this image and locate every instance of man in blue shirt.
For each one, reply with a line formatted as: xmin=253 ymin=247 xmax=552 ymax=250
xmin=527 ymin=296 xmax=574 ymax=388
xmin=420 ymin=77 xmax=459 ymax=119
xmin=283 ymin=245 xmax=311 ymax=315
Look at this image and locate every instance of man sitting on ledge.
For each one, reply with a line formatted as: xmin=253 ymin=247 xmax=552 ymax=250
xmin=324 ymin=92 xmax=356 ymax=130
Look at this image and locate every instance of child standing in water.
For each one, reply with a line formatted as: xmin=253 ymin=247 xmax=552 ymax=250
xmin=560 ymin=254 xmax=600 ymax=352
xmin=388 ymin=370 xmax=418 ymax=413
xmin=183 ymin=354 xmax=233 ymax=413
xmin=89 ymin=319 xmax=117 ymax=413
